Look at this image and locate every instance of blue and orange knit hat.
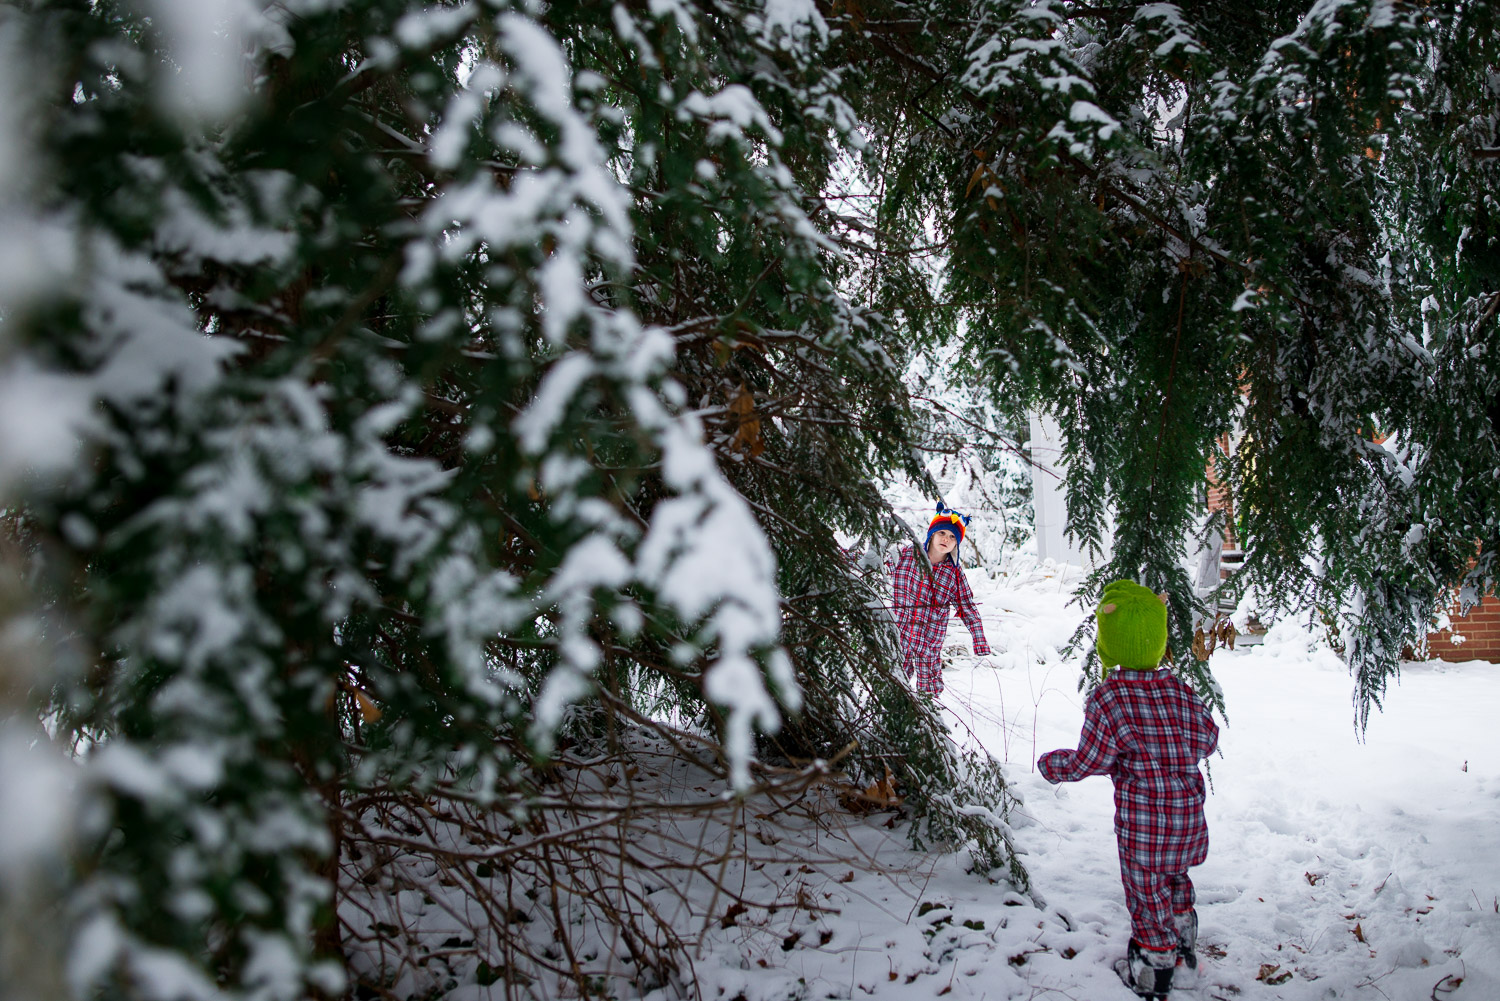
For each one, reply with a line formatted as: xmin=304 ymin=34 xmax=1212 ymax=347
xmin=926 ymin=502 xmax=970 ymax=554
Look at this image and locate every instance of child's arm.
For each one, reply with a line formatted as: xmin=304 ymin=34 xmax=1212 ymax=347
xmin=952 ymin=568 xmax=990 ymax=656
xmin=1037 ymin=693 xmax=1117 ymax=783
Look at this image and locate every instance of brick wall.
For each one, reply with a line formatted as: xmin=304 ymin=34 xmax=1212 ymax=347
xmin=1426 ymin=594 xmax=1500 ymax=663
xmin=1200 ymin=452 xmax=1499 ymax=663
xmin=1205 ymin=441 xmax=1238 ymax=549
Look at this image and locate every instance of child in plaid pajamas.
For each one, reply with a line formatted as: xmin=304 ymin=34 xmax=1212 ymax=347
xmin=1038 ymin=580 xmax=1219 ymax=1000
xmin=889 ymin=504 xmax=989 ymax=696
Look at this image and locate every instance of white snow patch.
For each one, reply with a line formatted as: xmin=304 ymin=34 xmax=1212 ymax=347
xmin=1068 ymin=101 xmax=1119 ymax=140
xmin=146 ymin=0 xmax=252 ymax=120
xmin=0 ymin=725 xmax=76 ymax=878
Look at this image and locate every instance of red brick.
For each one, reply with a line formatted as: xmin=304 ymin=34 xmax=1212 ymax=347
xmin=1425 ymin=586 xmax=1500 ymax=663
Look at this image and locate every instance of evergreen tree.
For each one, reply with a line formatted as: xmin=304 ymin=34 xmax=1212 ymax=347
xmin=5 ymin=0 xmax=1498 ymax=996
xmin=0 ymin=1 xmax=1022 ymax=997
xmin=847 ymin=0 xmax=1500 ymax=722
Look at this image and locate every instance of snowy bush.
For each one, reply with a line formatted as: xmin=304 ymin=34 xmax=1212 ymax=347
xmin=4 ymin=0 xmax=1498 ymax=998
xmin=0 ymin=1 xmax=1025 ymax=998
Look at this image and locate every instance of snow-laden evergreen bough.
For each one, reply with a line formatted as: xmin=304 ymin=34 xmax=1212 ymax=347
xmin=7 ymin=0 xmax=1497 ymax=997
xmin=0 ymin=1 xmax=1026 ymax=998
xmin=850 ymin=0 xmax=1500 ymax=724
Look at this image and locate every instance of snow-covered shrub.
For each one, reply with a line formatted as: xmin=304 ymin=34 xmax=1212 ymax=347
xmin=0 ymin=1 xmax=1026 ymax=998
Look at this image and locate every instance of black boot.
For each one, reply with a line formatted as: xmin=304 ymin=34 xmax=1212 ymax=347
xmin=1174 ymin=909 xmax=1199 ymax=972
xmin=1114 ymin=939 xmax=1175 ymax=1000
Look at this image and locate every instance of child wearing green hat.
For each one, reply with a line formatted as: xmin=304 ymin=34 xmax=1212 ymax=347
xmin=1037 ymin=580 xmax=1220 ymax=1000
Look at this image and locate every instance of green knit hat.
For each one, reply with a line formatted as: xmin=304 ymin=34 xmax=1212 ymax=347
xmin=1095 ymin=579 xmax=1168 ymax=672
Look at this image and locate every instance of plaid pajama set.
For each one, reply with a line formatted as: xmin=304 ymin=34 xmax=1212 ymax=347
xmin=888 ymin=545 xmax=989 ymax=695
xmin=1038 ymin=669 xmax=1220 ymax=954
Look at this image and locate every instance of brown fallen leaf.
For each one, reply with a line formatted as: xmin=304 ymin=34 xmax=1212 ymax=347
xmin=965 ymin=163 xmax=987 ymax=198
xmin=839 ymin=765 xmax=903 ymax=812
xmin=1256 ymin=963 xmax=1292 ymax=986
xmin=352 ymin=688 xmax=382 ymax=723
xmin=726 ymin=384 xmax=764 ymax=457
xmin=719 ymin=902 xmax=747 ymax=929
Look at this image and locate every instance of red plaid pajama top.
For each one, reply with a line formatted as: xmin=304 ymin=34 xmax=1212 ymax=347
xmin=889 ymin=545 xmax=989 ymax=692
xmin=1038 ymin=669 xmax=1219 ymax=872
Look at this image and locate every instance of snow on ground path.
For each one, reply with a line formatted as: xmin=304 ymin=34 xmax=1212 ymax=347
xmin=938 ymin=561 xmax=1500 ymax=1000
xmin=665 ymin=558 xmax=1497 ymax=1001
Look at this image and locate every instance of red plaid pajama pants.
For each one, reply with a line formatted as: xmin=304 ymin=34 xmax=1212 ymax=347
xmin=1119 ymin=847 xmax=1196 ymax=952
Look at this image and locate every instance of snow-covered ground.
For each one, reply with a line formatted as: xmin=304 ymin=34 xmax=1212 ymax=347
xmin=682 ymin=556 xmax=1500 ymax=1000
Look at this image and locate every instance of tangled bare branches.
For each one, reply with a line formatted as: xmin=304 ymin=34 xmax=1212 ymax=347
xmin=335 ymin=716 xmax=968 ymax=1001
